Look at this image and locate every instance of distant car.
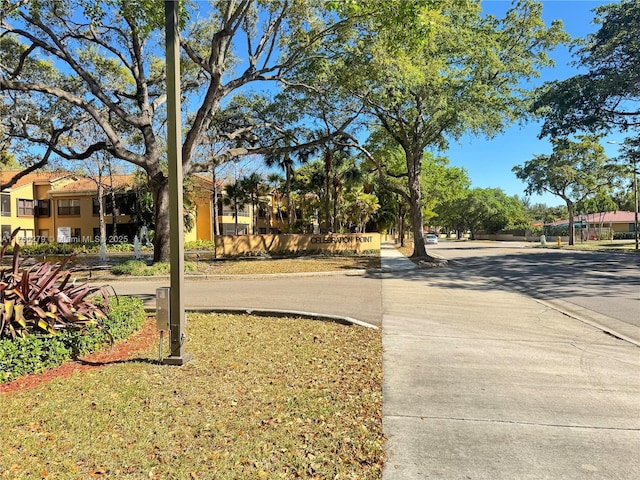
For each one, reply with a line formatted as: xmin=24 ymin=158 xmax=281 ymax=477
xmin=424 ymin=233 xmax=439 ymax=245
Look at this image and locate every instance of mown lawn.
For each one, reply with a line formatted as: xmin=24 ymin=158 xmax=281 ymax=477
xmin=0 ymin=313 xmax=383 ymax=479
xmin=193 ymin=255 xmax=381 ymax=275
xmin=99 ymin=255 xmax=381 ymax=278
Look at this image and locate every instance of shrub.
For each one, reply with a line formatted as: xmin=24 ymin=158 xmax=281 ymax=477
xmin=0 ymin=296 xmax=146 ymax=383
xmin=99 ymin=295 xmax=145 ymax=341
xmin=18 ymin=242 xmax=67 ymax=256
xmin=185 ymin=240 xmax=215 ymax=251
xmin=0 ymin=335 xmax=71 ymax=382
xmin=112 ymin=260 xmax=152 ymax=276
xmin=18 ymin=242 xmax=102 ymax=256
xmin=613 ymin=232 xmax=637 ymax=240
xmin=0 ymin=230 xmax=111 ymax=340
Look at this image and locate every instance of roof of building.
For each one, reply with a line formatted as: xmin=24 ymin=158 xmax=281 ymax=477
xmin=545 ymin=211 xmax=636 ymax=226
xmin=51 ymin=174 xmax=133 ymax=193
xmin=1 ymin=169 xmax=224 ymax=197
xmin=0 ymin=170 xmax=68 ymax=190
xmin=0 ymin=169 xmax=138 ymax=194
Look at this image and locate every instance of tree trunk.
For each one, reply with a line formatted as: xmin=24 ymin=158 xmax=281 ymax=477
xmin=109 ymin=166 xmax=117 ymax=237
xmin=234 ymin=198 xmax=239 ymax=235
xmin=406 ymin=150 xmax=427 ymax=258
xmin=252 ymin=196 xmax=257 ymax=234
xmin=323 ymin=184 xmax=331 ymax=233
xmin=150 ymin=173 xmax=171 ymax=263
xmin=332 ymin=185 xmax=339 ymax=233
xmin=567 ymin=201 xmax=575 ymax=246
xmin=323 ymin=150 xmax=332 ymax=233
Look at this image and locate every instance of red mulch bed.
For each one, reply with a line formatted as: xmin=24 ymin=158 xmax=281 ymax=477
xmin=0 ymin=318 xmax=158 ymax=396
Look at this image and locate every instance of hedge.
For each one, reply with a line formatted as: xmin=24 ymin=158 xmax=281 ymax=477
xmin=0 ymin=296 xmax=145 ymax=384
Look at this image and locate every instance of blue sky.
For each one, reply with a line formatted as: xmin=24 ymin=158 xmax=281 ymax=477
xmin=441 ymin=0 xmax=625 ymax=207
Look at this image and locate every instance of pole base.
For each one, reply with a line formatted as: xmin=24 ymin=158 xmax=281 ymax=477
xmin=162 ymin=353 xmax=193 ymax=366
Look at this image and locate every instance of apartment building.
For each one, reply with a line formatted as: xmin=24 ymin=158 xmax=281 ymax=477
xmin=0 ymin=170 xmax=286 ymax=245
xmin=0 ymin=171 xmax=141 ymax=244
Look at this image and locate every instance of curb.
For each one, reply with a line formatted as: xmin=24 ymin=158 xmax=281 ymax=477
xmin=143 ymin=306 xmax=379 ymax=330
xmin=504 ymin=279 xmax=639 ymax=347
xmin=534 ymin=298 xmax=640 ymax=347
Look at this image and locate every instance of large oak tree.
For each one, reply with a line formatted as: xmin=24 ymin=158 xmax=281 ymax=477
xmin=0 ymin=0 xmax=359 ymax=262
xmin=329 ymin=0 xmax=567 ymax=258
xmin=534 ymin=0 xmax=640 ymax=137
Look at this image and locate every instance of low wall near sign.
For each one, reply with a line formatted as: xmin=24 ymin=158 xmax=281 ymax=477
xmin=214 ymin=233 xmax=381 ymax=257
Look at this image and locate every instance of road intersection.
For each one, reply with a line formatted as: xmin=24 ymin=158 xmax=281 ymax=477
xmin=104 ymin=241 xmax=639 ymax=479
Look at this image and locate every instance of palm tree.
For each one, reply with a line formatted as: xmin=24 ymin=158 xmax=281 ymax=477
xmin=223 ymin=181 xmax=244 ymax=235
xmin=342 ymin=187 xmax=380 ymax=232
xmin=240 ymin=173 xmax=271 ymax=234
xmin=265 ymin=147 xmax=317 ymax=231
xmin=321 ymin=148 xmax=362 ymax=232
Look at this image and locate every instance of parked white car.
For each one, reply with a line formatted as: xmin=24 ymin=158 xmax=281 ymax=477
xmin=424 ymin=233 xmax=439 ymax=245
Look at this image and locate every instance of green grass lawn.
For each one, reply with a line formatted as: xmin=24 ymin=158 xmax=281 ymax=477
xmin=0 ymin=313 xmax=383 ymax=479
xmin=94 ymin=255 xmax=381 ymax=278
xmin=546 ymin=240 xmax=639 ymax=252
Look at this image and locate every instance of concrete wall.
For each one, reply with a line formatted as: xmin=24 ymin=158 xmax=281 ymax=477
xmin=474 ymin=233 xmax=532 ymax=242
xmin=214 ymin=233 xmax=381 ymax=256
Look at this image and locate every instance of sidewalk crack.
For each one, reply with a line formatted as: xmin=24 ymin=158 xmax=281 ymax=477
xmin=386 ymin=414 xmax=640 ymax=432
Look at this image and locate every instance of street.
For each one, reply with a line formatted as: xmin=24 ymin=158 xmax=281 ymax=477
xmin=425 ymin=240 xmax=640 ymax=344
xmin=106 ymin=271 xmax=384 ymax=327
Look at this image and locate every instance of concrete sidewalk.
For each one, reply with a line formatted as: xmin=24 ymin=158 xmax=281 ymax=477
xmin=379 ymin=243 xmax=640 ymax=479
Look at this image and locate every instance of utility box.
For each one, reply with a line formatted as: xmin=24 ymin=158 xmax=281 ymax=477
xmin=156 ymin=287 xmax=170 ymax=331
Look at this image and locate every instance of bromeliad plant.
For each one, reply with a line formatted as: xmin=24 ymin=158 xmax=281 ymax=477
xmin=0 ymin=229 xmax=111 ymax=340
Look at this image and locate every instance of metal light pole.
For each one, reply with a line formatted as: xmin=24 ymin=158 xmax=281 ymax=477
xmin=163 ymin=0 xmax=192 ymax=365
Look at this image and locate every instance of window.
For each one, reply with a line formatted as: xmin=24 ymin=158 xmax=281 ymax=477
xmin=93 ymin=193 xmax=135 ymax=216
xmin=17 ymin=199 xmax=34 ymax=216
xmin=71 ymin=228 xmax=81 ymax=241
xmin=1 ymin=225 xmax=11 ymax=241
xmin=115 ymin=192 xmax=135 ymax=215
xmin=36 ymin=200 xmax=50 ymax=217
xmin=58 ymin=199 xmax=80 ymax=215
xmin=1 ymin=194 xmax=10 ymax=217
xmin=222 ymin=224 xmax=249 ymax=235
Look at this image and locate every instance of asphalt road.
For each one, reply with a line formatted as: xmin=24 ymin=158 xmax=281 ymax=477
xmin=106 ymin=271 xmax=384 ymax=327
xmin=425 ymin=241 xmax=640 ymax=341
